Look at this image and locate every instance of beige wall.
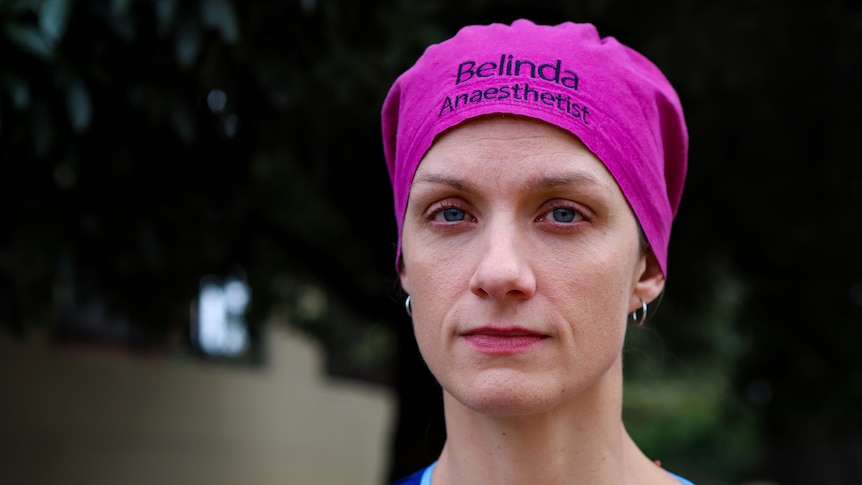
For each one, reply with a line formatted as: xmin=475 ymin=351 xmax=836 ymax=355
xmin=0 ymin=326 xmax=395 ymax=485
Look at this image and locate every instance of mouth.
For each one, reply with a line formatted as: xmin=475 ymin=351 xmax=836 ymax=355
xmin=461 ymin=326 xmax=548 ymax=355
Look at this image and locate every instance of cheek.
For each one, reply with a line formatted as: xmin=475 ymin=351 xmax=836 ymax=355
xmin=407 ymin=266 xmax=463 ymax=340
xmin=401 ymin=224 xmax=472 ymax=301
xmin=543 ymin=265 xmax=629 ymax=384
xmin=401 ymin=240 xmax=477 ymax=375
xmin=542 ymin=246 xmax=635 ymax=331
xmin=401 ymin=247 xmax=458 ymax=332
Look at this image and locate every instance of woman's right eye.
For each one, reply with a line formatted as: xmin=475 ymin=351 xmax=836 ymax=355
xmin=434 ymin=207 xmax=467 ymax=222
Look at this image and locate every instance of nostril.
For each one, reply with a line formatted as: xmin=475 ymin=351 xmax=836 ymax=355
xmin=469 ymin=261 xmax=536 ymax=301
xmin=468 ymin=231 xmax=536 ymax=301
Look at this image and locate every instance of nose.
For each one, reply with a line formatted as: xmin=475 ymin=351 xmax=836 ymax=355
xmin=468 ymin=221 xmax=537 ymax=302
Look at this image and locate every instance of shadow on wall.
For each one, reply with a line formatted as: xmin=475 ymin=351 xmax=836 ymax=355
xmin=0 ymin=325 xmax=394 ymax=485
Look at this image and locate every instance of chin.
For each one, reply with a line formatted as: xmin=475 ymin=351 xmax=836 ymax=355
xmin=446 ymin=373 xmax=563 ymax=417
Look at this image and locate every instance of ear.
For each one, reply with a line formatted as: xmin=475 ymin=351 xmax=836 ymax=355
xmin=630 ymin=250 xmax=665 ymax=312
xmin=398 ymin=256 xmax=411 ymax=295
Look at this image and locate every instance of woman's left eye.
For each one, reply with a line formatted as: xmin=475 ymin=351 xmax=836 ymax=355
xmin=540 ymin=206 xmax=582 ymax=223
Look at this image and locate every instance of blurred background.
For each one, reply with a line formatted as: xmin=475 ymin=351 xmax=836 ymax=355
xmin=1 ymin=1 xmax=860 ymax=484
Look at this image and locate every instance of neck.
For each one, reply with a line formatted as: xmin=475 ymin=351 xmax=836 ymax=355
xmin=433 ymin=359 xmax=662 ymax=485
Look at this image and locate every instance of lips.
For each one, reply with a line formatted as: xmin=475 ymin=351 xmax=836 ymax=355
xmin=461 ymin=326 xmax=548 ymax=355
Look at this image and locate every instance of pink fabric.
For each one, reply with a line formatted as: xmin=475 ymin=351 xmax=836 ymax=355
xmin=382 ymin=19 xmax=687 ymax=275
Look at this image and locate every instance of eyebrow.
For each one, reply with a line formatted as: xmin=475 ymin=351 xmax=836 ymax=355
xmin=411 ymin=173 xmax=478 ymax=193
xmin=524 ymin=172 xmax=612 ymax=192
xmin=412 ymin=171 xmax=612 ymax=194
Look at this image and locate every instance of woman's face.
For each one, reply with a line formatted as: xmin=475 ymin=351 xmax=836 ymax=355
xmin=399 ymin=115 xmax=664 ymax=416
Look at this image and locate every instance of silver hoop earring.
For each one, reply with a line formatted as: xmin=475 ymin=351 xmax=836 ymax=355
xmin=404 ymin=295 xmax=413 ymax=318
xmin=631 ymin=298 xmax=647 ymax=326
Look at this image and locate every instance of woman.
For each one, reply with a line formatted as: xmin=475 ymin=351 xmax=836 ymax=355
xmin=382 ymin=19 xmax=691 ymax=484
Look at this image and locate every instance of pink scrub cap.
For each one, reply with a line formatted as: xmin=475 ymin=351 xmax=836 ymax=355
xmin=382 ymin=19 xmax=688 ymax=275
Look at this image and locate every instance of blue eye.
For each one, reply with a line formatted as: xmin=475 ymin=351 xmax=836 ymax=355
xmin=440 ymin=207 xmax=466 ymax=222
xmin=551 ymin=207 xmax=578 ymax=222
